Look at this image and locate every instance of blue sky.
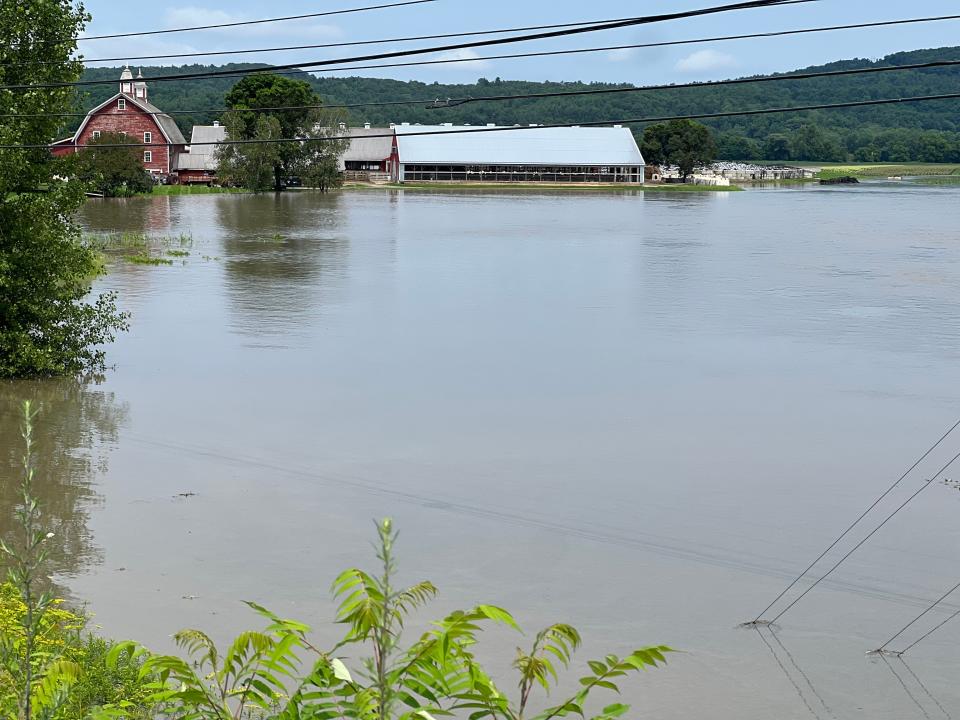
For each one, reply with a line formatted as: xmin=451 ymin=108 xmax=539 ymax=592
xmin=79 ymin=0 xmax=960 ymax=84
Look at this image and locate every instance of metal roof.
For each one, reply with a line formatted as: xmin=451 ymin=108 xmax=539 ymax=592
xmin=337 ymin=127 xmax=394 ymax=170
xmin=394 ymin=125 xmax=644 ymax=166
xmin=176 ymin=124 xmax=226 ymax=171
xmin=136 ymin=97 xmax=188 ymax=146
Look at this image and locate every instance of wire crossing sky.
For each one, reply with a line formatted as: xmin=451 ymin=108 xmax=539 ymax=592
xmin=74 ymin=0 xmax=960 ymax=84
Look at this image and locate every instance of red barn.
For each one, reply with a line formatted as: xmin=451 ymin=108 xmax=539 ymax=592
xmin=51 ymin=67 xmax=186 ymax=177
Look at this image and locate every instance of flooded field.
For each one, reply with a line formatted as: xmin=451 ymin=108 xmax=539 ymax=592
xmin=3 ymin=182 xmax=960 ymax=719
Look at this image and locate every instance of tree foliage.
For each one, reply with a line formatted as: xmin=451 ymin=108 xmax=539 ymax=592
xmin=641 ymin=120 xmax=717 ymax=179
xmin=92 ymin=519 xmax=670 ymax=720
xmin=0 ymin=0 xmax=128 ymax=378
xmin=218 ymin=74 xmax=349 ymax=192
xmin=77 ymin=132 xmax=154 ymax=197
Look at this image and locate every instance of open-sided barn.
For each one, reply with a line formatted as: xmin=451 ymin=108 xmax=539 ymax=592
xmin=392 ymin=124 xmax=645 ymax=184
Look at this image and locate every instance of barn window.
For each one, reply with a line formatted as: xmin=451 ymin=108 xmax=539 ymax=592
xmin=143 ymin=150 xmax=152 ymax=163
xmin=118 ymin=98 xmax=126 ymax=110
xmin=143 ymin=131 xmax=151 ymax=144
xmin=92 ymin=130 xmax=100 ymax=139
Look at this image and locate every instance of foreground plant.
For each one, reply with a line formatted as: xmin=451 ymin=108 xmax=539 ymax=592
xmin=0 ymin=402 xmax=81 ymax=719
xmin=109 ymin=519 xmax=670 ymax=720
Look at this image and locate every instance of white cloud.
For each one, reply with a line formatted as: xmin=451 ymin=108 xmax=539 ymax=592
xmin=162 ymin=7 xmax=342 ymax=39
xmin=432 ymin=49 xmax=491 ymax=70
xmin=675 ymin=49 xmax=737 ymax=73
xmin=607 ymin=48 xmax=638 ymax=63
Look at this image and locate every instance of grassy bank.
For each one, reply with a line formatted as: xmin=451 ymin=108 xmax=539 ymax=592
xmin=345 ymin=182 xmax=742 ymax=192
xmin=150 ymin=185 xmax=247 ymax=195
xmin=801 ymin=163 xmax=960 ymax=179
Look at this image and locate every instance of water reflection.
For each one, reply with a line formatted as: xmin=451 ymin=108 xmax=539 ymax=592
xmin=755 ymin=628 xmax=834 ymax=720
xmin=80 ymin=195 xmax=173 ymax=234
xmin=0 ymin=380 xmax=127 ymax=590
xmin=215 ymin=194 xmax=349 ymax=343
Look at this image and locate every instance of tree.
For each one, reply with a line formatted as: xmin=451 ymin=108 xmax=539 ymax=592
xmin=0 ymin=0 xmax=128 ymax=378
xmin=640 ymin=120 xmax=717 ymax=181
xmin=219 ymin=74 xmax=348 ymax=192
xmin=763 ymin=134 xmax=792 ymax=161
xmin=789 ymin=125 xmax=845 ymax=162
xmin=77 ymin=132 xmax=154 ymax=197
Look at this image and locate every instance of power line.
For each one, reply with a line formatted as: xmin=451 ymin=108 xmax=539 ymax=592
xmin=5 ymin=16 xmax=671 ymax=65
xmin=899 ymin=606 xmax=960 ymax=655
xmin=19 ymin=12 xmax=953 ymax=66
xmin=73 ymin=0 xmax=438 ymax=42
xmin=767 ymin=448 xmax=960 ymax=626
xmin=0 ymin=0 xmax=820 ymax=90
xmin=875 ymin=580 xmax=960 ymax=654
xmin=7 ymin=57 xmax=960 ymax=121
xmin=11 ymin=90 xmax=960 ymax=150
xmin=747 ymin=417 xmax=960 ymax=625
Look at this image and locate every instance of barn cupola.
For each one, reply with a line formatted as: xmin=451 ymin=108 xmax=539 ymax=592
xmin=134 ymin=69 xmax=148 ymax=101
xmin=120 ymin=66 xmax=134 ymax=95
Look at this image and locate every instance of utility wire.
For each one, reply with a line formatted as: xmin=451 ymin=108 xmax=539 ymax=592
xmin=749 ymin=417 xmax=960 ymax=624
xmin=768 ymin=448 xmax=960 ymax=626
xmin=0 ymin=0 xmax=821 ymax=90
xmin=13 ymin=90 xmax=960 ymax=150
xmin=3 ymin=16 xmax=673 ymax=65
xmin=876 ymin=580 xmax=960 ymax=653
xmin=900 ymin=607 xmax=960 ymax=655
xmin=7 ymin=57 xmax=960 ymax=120
xmin=14 ymin=12 xmax=954 ymax=66
xmin=74 ymin=0 xmax=438 ymax=42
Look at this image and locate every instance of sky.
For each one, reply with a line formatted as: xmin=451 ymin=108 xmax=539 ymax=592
xmin=78 ymin=0 xmax=960 ymax=85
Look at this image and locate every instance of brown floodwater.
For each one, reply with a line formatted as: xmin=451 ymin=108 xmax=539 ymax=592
xmin=3 ymin=182 xmax=960 ymax=719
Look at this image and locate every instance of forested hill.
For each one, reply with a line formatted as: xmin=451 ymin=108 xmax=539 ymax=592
xmin=78 ymin=46 xmax=960 ymax=162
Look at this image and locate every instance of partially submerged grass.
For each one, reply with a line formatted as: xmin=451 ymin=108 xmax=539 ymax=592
xmin=83 ymin=232 xmax=193 ymax=267
xmin=151 ymin=185 xmax=247 ymax=195
xmin=126 ymin=255 xmax=174 ymax=266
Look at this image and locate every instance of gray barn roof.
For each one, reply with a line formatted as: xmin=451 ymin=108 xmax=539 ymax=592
xmin=394 ymin=125 xmax=644 ymax=166
xmin=337 ymin=127 xmax=394 ymax=170
xmin=134 ymin=97 xmax=187 ymax=145
xmin=176 ymin=124 xmax=227 ymax=171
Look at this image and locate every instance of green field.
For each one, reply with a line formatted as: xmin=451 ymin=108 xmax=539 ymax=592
xmin=786 ymin=163 xmax=960 ymax=179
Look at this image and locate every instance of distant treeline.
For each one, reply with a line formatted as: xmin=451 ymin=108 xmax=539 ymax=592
xmin=78 ymin=45 xmax=960 ymax=162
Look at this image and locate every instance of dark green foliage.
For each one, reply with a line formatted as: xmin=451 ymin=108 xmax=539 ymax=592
xmin=218 ymin=74 xmax=349 ymax=192
xmin=67 ymin=47 xmax=960 ymax=163
xmin=77 ymin=132 xmax=154 ymax=197
xmin=640 ymin=120 xmax=717 ymax=179
xmin=0 ymin=0 xmax=128 ymax=379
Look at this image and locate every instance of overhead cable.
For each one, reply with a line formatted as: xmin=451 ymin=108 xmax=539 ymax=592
xmin=74 ymin=0 xmax=438 ymax=42
xmin=0 ymin=0 xmax=821 ymax=90
xmin=746 ymin=417 xmax=960 ymax=625
xmin=767 ymin=448 xmax=960 ymax=626
xmin=6 ymin=58 xmax=960 ymax=120
xmin=9 ymin=90 xmax=960 ymax=150
xmin=873 ymin=580 xmax=960 ymax=655
xmin=22 ymin=12 xmax=956 ymax=66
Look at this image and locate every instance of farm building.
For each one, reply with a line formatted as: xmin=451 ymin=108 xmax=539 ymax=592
xmin=392 ymin=124 xmax=645 ymax=184
xmin=51 ymin=67 xmax=187 ymax=176
xmin=338 ymin=125 xmax=399 ymax=183
xmin=175 ymin=123 xmax=227 ymax=185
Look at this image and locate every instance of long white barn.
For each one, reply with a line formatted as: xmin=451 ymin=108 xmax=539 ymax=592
xmin=392 ymin=124 xmax=645 ymax=184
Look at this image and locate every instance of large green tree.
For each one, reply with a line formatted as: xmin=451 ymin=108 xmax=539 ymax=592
xmin=218 ymin=74 xmax=348 ymax=192
xmin=640 ymin=120 xmax=717 ymax=181
xmin=77 ymin=132 xmax=154 ymax=197
xmin=0 ymin=1 xmax=128 ymax=378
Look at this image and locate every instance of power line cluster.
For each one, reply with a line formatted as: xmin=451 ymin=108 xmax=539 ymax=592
xmin=3 ymin=0 xmax=960 ymax=664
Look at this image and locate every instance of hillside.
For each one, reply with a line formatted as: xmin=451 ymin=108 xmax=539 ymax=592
xmin=77 ymin=46 xmax=960 ymax=162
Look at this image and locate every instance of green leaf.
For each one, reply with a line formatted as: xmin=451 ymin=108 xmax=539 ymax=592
xmin=331 ymin=658 xmax=353 ymax=683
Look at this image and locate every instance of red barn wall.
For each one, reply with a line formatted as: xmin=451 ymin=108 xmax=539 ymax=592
xmin=67 ymin=97 xmax=181 ymax=174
